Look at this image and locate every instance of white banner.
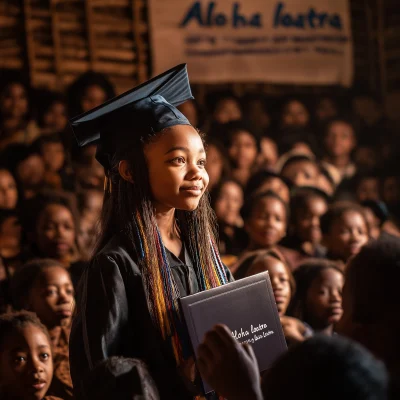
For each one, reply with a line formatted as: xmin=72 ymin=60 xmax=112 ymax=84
xmin=148 ymin=0 xmax=353 ymax=86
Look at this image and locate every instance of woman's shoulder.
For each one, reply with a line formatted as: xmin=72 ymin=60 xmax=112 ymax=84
xmin=91 ymin=232 xmax=141 ymax=276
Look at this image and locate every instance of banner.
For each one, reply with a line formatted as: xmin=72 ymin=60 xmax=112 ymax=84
xmin=148 ymin=0 xmax=353 ymax=86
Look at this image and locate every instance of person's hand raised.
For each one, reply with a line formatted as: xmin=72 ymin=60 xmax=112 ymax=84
xmin=197 ymin=324 xmax=263 ymax=400
xmin=280 ymin=316 xmax=308 ymax=345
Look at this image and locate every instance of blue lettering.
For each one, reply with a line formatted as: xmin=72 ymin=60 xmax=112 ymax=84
xmin=180 ymin=1 xmax=203 ymax=27
xmin=330 ymin=15 xmax=342 ymax=29
xmin=215 ymin=13 xmax=226 ymax=26
xmin=206 ymin=2 xmax=215 ymax=25
xmin=233 ymin=3 xmax=247 ymax=27
xmin=273 ymin=1 xmax=343 ymax=30
xmin=250 ymin=14 xmax=262 ymax=27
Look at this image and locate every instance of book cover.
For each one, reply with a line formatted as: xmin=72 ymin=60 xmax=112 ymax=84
xmin=180 ymin=272 xmax=287 ymax=394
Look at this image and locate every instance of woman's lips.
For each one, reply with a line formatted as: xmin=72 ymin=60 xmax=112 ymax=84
xmin=180 ymin=186 xmax=203 ymax=196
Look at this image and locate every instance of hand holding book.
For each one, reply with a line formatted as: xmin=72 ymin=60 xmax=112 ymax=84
xmin=197 ymin=324 xmax=263 ymax=400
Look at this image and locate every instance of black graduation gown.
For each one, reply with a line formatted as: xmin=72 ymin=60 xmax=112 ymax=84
xmin=69 ymin=231 xmax=233 ymax=400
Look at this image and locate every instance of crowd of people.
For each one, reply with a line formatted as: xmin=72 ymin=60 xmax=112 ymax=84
xmin=0 ymin=65 xmax=399 ymax=399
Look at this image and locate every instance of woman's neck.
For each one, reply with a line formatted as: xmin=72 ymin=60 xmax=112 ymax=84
xmin=154 ymin=205 xmax=182 ymax=258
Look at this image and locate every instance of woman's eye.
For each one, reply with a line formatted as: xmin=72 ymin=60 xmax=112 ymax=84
xmin=40 ymin=353 xmax=50 ymax=360
xmin=198 ymin=159 xmax=207 ymax=167
xmin=171 ymin=157 xmax=185 ymax=164
xmin=14 ymin=356 xmax=26 ymax=364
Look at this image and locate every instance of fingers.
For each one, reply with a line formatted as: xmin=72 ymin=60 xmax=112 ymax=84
xmin=242 ymin=342 xmax=257 ymax=362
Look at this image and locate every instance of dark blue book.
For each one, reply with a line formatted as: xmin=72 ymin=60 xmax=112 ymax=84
xmin=180 ymin=272 xmax=287 ymax=394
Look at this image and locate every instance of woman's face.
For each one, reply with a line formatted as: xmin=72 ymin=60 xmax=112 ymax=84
xmin=281 ymin=160 xmax=320 ymax=187
xmin=214 ymin=181 xmax=243 ymax=226
xmin=0 ymin=169 xmax=18 ymax=209
xmin=306 ymin=268 xmax=344 ymax=328
xmin=324 ymin=211 xmax=369 ymax=261
xmin=36 ymin=204 xmax=75 ymax=261
xmin=249 ymin=257 xmax=291 ymax=316
xmin=228 ymin=131 xmax=258 ymax=170
xmin=282 ymin=100 xmax=309 ymax=128
xmin=41 ymin=142 xmax=65 ymax=172
xmin=245 ymin=197 xmax=287 ymax=249
xmin=324 ymin=122 xmax=356 ymax=158
xmin=81 ymin=85 xmax=107 ymax=112
xmin=43 ymin=101 xmax=67 ymax=132
xmin=0 ymin=325 xmax=53 ymax=400
xmin=356 ymin=178 xmax=380 ymax=202
xmin=294 ymin=197 xmax=328 ymax=244
xmin=28 ymin=266 xmax=74 ymax=328
xmin=213 ymin=98 xmax=242 ymax=124
xmin=254 ymin=178 xmax=290 ymax=204
xmin=315 ymin=98 xmax=337 ymax=122
xmin=206 ymin=144 xmax=224 ymax=191
xmin=259 ymin=137 xmax=278 ymax=169
xmin=16 ymin=155 xmax=45 ymax=188
xmin=0 ymin=83 xmax=28 ymax=119
xmin=144 ymin=125 xmax=209 ymax=212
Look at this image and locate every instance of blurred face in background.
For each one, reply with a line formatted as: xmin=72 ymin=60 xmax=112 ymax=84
xmin=247 ymin=99 xmax=270 ymax=130
xmin=282 ymin=100 xmax=309 ymax=128
xmin=43 ymin=101 xmax=67 ymax=133
xmin=259 ymin=137 xmax=278 ymax=170
xmin=214 ymin=181 xmax=243 ymax=227
xmin=315 ymin=97 xmax=337 ymax=122
xmin=281 ymin=159 xmax=320 ymax=187
xmin=324 ymin=121 xmax=356 ymax=159
xmin=178 ymin=100 xmax=198 ymax=127
xmin=228 ymin=131 xmax=258 ymax=170
xmin=41 ymin=142 xmax=65 ymax=172
xmin=16 ymin=155 xmax=45 ymax=189
xmin=0 ymin=169 xmax=18 ymax=209
xmin=213 ymin=98 xmax=242 ymax=124
xmin=206 ymin=144 xmax=224 ymax=191
xmin=356 ymin=178 xmax=380 ymax=203
xmin=81 ymin=84 xmax=107 ymax=112
xmin=0 ymin=83 xmax=28 ymax=120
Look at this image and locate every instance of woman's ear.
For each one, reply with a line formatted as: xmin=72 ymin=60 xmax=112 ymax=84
xmin=118 ymin=160 xmax=134 ymax=183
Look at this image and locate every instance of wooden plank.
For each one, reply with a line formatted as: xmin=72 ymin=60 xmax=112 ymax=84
xmin=96 ymin=48 xmax=136 ymax=61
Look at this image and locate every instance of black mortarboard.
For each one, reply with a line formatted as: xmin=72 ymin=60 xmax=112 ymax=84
xmin=69 ymin=64 xmax=193 ymax=170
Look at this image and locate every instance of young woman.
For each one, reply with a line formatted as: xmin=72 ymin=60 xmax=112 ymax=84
xmin=69 ymin=65 xmax=232 ymax=400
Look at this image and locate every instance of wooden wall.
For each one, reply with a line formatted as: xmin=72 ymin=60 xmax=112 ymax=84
xmin=0 ymin=0 xmax=399 ymax=101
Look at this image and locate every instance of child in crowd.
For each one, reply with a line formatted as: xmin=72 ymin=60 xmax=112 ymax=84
xmin=280 ymin=98 xmax=310 ymax=129
xmin=207 ymin=91 xmax=242 ymax=125
xmin=211 ymin=179 xmax=246 ymax=257
xmin=321 ymin=202 xmax=369 ymax=264
xmin=234 ymin=191 xmax=302 ymax=277
xmin=245 ymin=170 xmax=291 ymax=203
xmin=244 ymin=249 xmax=309 ymax=345
xmin=34 ymin=134 xmax=75 ymax=192
xmin=20 ymin=193 xmax=85 ymax=287
xmin=314 ymin=95 xmax=338 ymax=124
xmin=245 ymin=249 xmax=294 ymax=317
xmin=0 ymin=74 xmax=40 ymax=151
xmin=288 ymin=259 xmax=344 ymax=336
xmin=0 ymin=311 xmax=60 ymax=400
xmin=226 ymin=121 xmax=260 ymax=187
xmin=205 ymin=139 xmax=231 ymax=191
xmin=285 ymin=187 xmax=328 ymax=259
xmin=84 ymin=357 xmax=159 ymax=400
xmin=197 ymin=326 xmax=388 ymax=400
xmin=11 ymin=259 xmax=74 ymax=400
xmin=354 ymin=172 xmax=381 ymax=202
xmin=5 ymin=144 xmax=46 ymax=201
xmin=337 ymin=236 xmax=400 ymax=398
xmin=0 ymin=208 xmax=22 ymax=268
xmin=362 ymin=200 xmax=389 ymax=240
xmin=279 ymin=154 xmax=320 ymax=188
xmin=0 ymin=168 xmax=18 ymax=209
xmin=37 ymin=91 xmax=68 ymax=136
xmin=241 ymin=93 xmax=271 ymax=133
xmin=322 ymin=117 xmax=357 ymax=180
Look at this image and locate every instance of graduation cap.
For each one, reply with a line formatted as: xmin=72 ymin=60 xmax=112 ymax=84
xmin=69 ymin=64 xmax=193 ymax=170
